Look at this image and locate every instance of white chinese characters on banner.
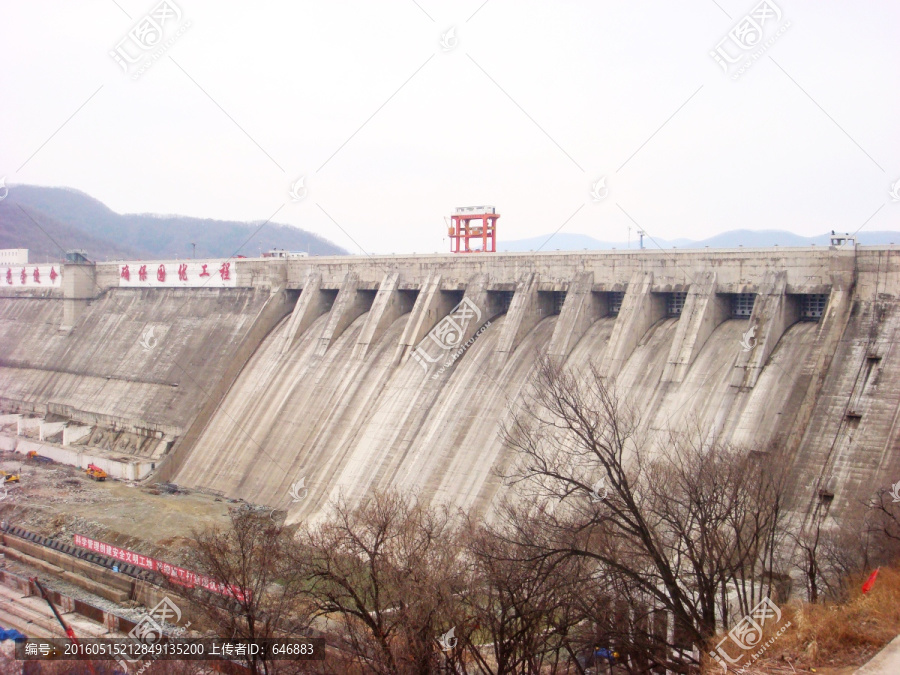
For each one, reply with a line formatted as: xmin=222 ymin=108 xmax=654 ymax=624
xmin=117 ymin=260 xmax=236 ymax=287
xmin=73 ymin=533 xmax=247 ymax=600
xmin=2 ymin=265 xmax=61 ymax=288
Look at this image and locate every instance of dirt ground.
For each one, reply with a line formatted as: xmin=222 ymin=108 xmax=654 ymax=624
xmin=0 ymin=451 xmax=247 ymax=560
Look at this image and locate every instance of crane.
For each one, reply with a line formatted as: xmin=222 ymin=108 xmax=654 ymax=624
xmin=31 ymin=577 xmax=97 ymax=674
xmin=85 ymin=464 xmax=107 ymax=481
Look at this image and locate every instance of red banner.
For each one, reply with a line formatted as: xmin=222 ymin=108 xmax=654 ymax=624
xmin=74 ymin=534 xmax=246 ymax=600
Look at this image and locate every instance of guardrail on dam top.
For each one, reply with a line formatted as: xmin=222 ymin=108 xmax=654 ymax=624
xmin=0 ymin=245 xmax=860 ymax=297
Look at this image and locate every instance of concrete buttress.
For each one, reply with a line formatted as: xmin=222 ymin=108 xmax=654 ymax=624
xmin=548 ymin=272 xmax=603 ymax=360
xmin=282 ymin=272 xmax=330 ymax=355
xmin=495 ymin=273 xmax=548 ymax=364
xmin=315 ymin=273 xmax=373 ymax=356
xmin=352 ymin=273 xmax=414 ymax=360
xmin=62 ymin=263 xmax=96 ymax=330
xmin=600 ymin=271 xmax=665 ymax=378
xmin=662 ymin=271 xmax=728 ymax=383
xmin=730 ymin=271 xmax=795 ymax=389
xmin=396 ymin=274 xmax=456 ymax=365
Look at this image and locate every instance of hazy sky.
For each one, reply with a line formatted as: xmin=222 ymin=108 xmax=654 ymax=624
xmin=2 ymin=0 xmax=898 ymax=254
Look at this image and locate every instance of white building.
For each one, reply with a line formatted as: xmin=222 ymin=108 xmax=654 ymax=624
xmin=454 ymin=205 xmax=496 ymax=215
xmin=0 ymin=249 xmax=28 ymax=265
xmin=263 ymin=249 xmax=309 ymax=258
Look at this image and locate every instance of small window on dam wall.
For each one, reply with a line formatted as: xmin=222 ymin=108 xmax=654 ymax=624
xmin=607 ymin=291 xmax=624 ymax=315
xmin=800 ymin=294 xmax=828 ymax=321
xmin=731 ymin=293 xmax=756 ymax=318
xmin=665 ymin=292 xmax=687 ymax=317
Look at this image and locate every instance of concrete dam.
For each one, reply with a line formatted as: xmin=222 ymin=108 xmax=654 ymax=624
xmin=1 ymin=247 xmax=897 ymax=526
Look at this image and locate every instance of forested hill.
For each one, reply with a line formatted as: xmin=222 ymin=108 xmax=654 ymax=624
xmin=0 ymin=184 xmax=347 ymax=261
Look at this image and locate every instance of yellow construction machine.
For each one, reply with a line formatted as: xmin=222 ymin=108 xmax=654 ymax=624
xmin=85 ymin=463 xmax=108 ymax=481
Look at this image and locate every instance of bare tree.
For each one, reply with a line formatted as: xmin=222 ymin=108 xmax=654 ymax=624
xmin=461 ymin=513 xmax=590 ymax=674
xmin=867 ymin=486 xmax=900 ymax=563
xmin=788 ymin=508 xmax=869 ymax=604
xmin=187 ymin=508 xmax=312 ymax=675
xmin=498 ymin=355 xmax=788 ymax=672
xmin=790 ymin=514 xmax=824 ymax=604
xmin=292 ymin=491 xmax=466 ymax=675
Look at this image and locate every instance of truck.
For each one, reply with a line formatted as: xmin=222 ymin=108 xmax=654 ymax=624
xmin=85 ymin=464 xmax=107 ymax=481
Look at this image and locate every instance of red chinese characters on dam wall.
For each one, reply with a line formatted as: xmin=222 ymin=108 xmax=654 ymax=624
xmin=117 ymin=260 xmax=235 ymax=287
xmin=3 ymin=265 xmax=60 ymax=288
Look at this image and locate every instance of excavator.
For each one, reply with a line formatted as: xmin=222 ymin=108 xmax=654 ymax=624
xmin=0 ymin=471 xmax=19 ymax=484
xmin=84 ymin=464 xmax=107 ymax=481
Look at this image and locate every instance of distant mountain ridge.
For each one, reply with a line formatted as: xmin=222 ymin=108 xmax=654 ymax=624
xmin=4 ymin=184 xmax=896 ymax=261
xmin=0 ymin=184 xmax=347 ymax=262
xmin=500 ymin=229 xmax=900 ymax=252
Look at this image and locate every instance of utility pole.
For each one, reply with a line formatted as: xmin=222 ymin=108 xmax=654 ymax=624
xmin=191 ymin=242 xmax=196 ymax=259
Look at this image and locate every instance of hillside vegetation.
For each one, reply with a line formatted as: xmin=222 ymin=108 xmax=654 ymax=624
xmin=0 ymin=184 xmax=347 ymax=261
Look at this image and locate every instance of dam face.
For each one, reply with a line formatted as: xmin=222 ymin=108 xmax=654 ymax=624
xmin=1 ymin=247 xmax=897 ymax=525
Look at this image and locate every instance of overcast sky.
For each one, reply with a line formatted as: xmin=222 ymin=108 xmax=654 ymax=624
xmin=2 ymin=0 xmax=898 ymax=254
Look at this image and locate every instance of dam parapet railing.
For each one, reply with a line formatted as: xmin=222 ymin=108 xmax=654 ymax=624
xmin=3 ymin=244 xmax=883 ymax=300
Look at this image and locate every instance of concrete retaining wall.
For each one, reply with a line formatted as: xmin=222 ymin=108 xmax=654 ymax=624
xmin=63 ymin=424 xmax=91 ymax=446
xmin=3 ymin=435 xmax=156 ymax=480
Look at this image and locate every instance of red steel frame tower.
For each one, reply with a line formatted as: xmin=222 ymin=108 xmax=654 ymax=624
xmin=449 ymin=206 xmax=499 ymax=253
